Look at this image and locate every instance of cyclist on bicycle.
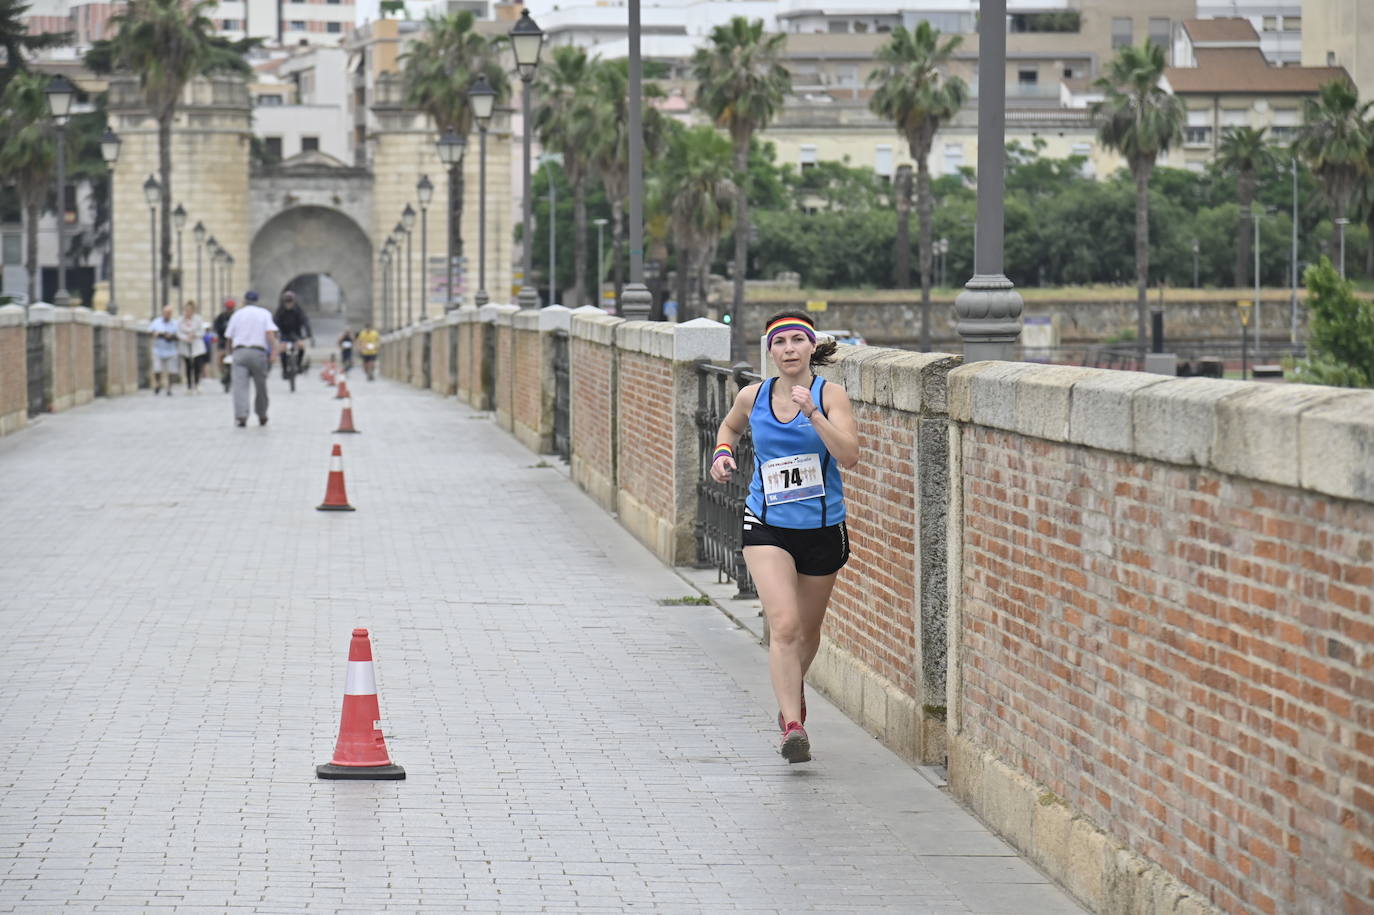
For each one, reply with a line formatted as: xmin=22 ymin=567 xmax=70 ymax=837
xmin=273 ymin=291 xmax=313 ymax=380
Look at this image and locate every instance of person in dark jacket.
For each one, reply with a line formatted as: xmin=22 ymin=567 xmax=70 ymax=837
xmin=273 ymin=291 xmax=313 ymax=379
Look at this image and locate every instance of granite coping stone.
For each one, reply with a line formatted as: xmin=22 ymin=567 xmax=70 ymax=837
xmin=0 ymin=304 xmax=24 ymax=327
xmin=570 ymin=312 xmax=624 ymax=345
xmin=1212 ymin=384 xmax=1366 ymax=490
xmin=1298 ymin=391 xmax=1374 ymax=502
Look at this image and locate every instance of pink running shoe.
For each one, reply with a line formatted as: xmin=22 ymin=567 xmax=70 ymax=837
xmin=780 ymin=722 xmax=811 ymax=763
xmin=778 ymin=688 xmax=808 ymax=733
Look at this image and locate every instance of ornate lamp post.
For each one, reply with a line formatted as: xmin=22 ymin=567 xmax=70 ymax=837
xmin=435 ymin=131 xmax=467 ymax=310
xmin=143 ymin=175 xmax=161 ymax=317
xmin=593 ymin=217 xmax=607 ymax=308
xmin=224 ymin=252 xmax=234 ymax=301
xmin=401 ymin=205 xmax=416 ymax=324
xmin=1191 ymin=238 xmax=1200 ymax=288
xmin=45 ymin=74 xmax=76 ymax=306
xmin=1237 ymin=299 xmax=1253 ymax=380
xmin=99 ymin=127 xmax=121 ymax=313
xmin=192 ymin=221 xmax=206 ymax=309
xmin=620 ymin=0 xmax=651 ymax=319
xmin=416 ymin=176 xmax=432 ymax=320
xmin=206 ymin=236 xmax=218 ymax=309
xmin=468 ymin=75 xmax=496 ymax=307
xmin=172 ymin=203 xmax=187 ymax=308
xmin=510 ymin=8 xmax=545 ymax=310
xmin=953 ymin=0 xmax=1022 ymax=361
xmin=395 ymin=219 xmax=411 ymax=325
xmin=380 ymin=245 xmax=391 ymax=332
xmin=1334 ymin=217 xmax=1350 ymax=278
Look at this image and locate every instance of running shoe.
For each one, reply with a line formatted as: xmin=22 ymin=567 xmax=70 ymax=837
xmin=777 ymin=688 xmax=808 ymax=733
xmin=780 ymin=722 xmax=811 ymax=763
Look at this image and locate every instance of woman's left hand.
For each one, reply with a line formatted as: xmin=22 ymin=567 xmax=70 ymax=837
xmin=790 ymin=385 xmax=817 ymax=419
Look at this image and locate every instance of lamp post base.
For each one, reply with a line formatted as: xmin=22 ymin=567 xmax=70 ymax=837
xmin=517 ymin=285 xmax=539 ymax=310
xmin=619 ymin=282 xmax=652 ymax=320
xmin=474 ymin=289 xmax=489 ymax=307
xmin=52 ymin=290 xmax=71 ymax=307
xmin=954 ymin=273 xmax=1023 ymax=364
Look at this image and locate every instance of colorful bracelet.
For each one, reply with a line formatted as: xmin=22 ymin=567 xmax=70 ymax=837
xmin=712 ymin=443 xmax=734 ymax=464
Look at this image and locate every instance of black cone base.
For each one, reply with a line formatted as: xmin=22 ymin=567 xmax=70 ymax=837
xmin=316 ymin=762 xmax=405 ymax=780
xmin=316 ymin=503 xmax=356 ymax=512
xmin=334 ymin=428 xmax=361 ymax=434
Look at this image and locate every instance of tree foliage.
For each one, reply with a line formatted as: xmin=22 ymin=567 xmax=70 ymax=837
xmin=1294 ymin=258 xmax=1374 ymax=387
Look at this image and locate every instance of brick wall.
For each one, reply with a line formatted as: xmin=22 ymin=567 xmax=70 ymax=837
xmin=615 ymin=350 xmax=675 ymax=523
xmin=0 ymin=307 xmax=26 ymax=435
xmin=430 ymin=324 xmax=451 ymax=395
xmin=946 ymin=363 xmax=1374 ymax=915
xmin=513 ymin=326 xmax=542 ymax=441
xmin=569 ymin=317 xmax=620 ymax=514
xmin=71 ymin=320 xmax=94 ymax=406
xmin=494 ymin=318 xmax=514 ymax=430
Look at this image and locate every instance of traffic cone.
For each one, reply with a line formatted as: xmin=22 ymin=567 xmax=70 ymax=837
xmin=335 ymin=379 xmax=350 ymax=400
xmin=316 ymin=443 xmax=356 ymax=511
xmin=334 ymin=396 xmax=360 ymax=434
xmin=316 ymin=628 xmax=405 ymax=780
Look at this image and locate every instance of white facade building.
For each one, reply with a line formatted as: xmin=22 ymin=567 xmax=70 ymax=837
xmin=1196 ymin=1 xmax=1302 ymax=66
xmin=252 ymin=46 xmax=354 ymax=163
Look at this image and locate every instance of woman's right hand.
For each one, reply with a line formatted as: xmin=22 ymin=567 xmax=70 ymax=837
xmin=710 ymin=455 xmax=736 ymax=484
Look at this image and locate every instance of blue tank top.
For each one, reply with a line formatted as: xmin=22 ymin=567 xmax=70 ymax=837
xmin=745 ymin=376 xmax=846 ymax=529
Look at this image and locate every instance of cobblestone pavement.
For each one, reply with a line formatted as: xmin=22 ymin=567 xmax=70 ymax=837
xmin=0 ymin=369 xmax=1085 ymax=913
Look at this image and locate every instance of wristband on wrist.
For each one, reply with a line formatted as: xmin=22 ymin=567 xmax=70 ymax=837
xmin=712 ymin=443 xmax=734 ymax=464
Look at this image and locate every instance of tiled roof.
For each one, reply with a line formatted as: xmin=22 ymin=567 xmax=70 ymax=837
xmin=1184 ymin=18 xmax=1260 ymax=44
xmin=1166 ymin=48 xmax=1350 ymax=94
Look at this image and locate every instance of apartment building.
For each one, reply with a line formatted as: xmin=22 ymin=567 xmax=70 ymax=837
xmin=21 ymin=0 xmax=356 ymax=49
xmin=1196 ymin=2 xmax=1302 ymax=66
xmin=1301 ymin=0 xmax=1374 ymax=103
xmin=1164 ymin=18 xmax=1349 ymax=170
xmin=252 ymin=45 xmax=354 ymax=164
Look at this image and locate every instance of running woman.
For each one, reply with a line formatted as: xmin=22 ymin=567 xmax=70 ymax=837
xmin=710 ymin=311 xmax=860 ymax=763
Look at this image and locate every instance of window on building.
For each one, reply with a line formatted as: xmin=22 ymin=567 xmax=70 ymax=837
xmin=1327 ymin=51 xmax=1337 ymax=66
xmin=828 ymin=20 xmax=847 ymax=33
xmin=301 ymin=136 xmax=319 ymax=152
xmin=943 ymin=142 xmax=963 ymax=176
xmin=1271 ymin=108 xmax=1299 ymax=141
xmin=256 ymin=94 xmax=284 ymax=106
xmin=264 ymin=136 xmax=283 ymax=160
xmin=853 ymin=21 xmax=868 ymax=34
xmin=0 ymin=186 xmax=19 ymax=223
xmin=1009 ymin=11 xmax=1081 ymax=33
xmin=1149 ymin=18 xmax=1171 ymax=48
xmin=2 ymin=233 xmax=20 ymax=264
xmin=1111 ymin=17 xmax=1132 ymax=49
xmin=835 ymin=64 xmax=858 ymax=87
xmin=290 ymin=20 xmax=305 ymax=30
xmin=1018 ymin=68 xmax=1038 ymax=86
xmin=874 ymin=144 xmax=893 ymax=179
xmin=327 ymin=21 xmax=341 ymax=33
xmin=1063 ymin=64 xmax=1085 ymax=80
xmin=1284 ymin=16 xmax=1300 ymax=32
xmin=1071 ymin=142 xmax=1094 ymax=178
xmin=1220 ymin=108 xmax=1248 ymax=128
xmin=799 ymin=144 xmax=818 ymax=171
xmin=1263 ymin=16 xmax=1278 ymax=31
xmin=1185 ymin=109 xmax=1212 ymax=146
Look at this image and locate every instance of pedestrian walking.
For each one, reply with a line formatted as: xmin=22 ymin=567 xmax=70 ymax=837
xmin=337 ymin=326 xmax=355 ymax=373
xmin=709 ymin=312 xmax=859 ymax=764
xmin=212 ymin=299 xmax=235 ymax=392
xmin=224 ymin=290 xmax=278 ymax=427
xmin=147 ymin=305 xmax=180 ymax=396
xmin=356 ymin=322 xmax=380 ymax=381
xmin=178 ymin=302 xmax=208 ymax=392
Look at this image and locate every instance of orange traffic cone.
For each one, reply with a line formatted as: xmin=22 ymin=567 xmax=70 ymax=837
xmin=335 ymin=396 xmax=360 ymax=434
xmin=316 ymin=443 xmax=356 ymax=511
xmin=316 ymin=628 xmax=405 ymax=780
xmin=335 ymin=379 xmax=350 ymax=400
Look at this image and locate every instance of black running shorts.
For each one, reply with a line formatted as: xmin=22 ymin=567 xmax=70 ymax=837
xmin=742 ymin=510 xmax=850 ymax=576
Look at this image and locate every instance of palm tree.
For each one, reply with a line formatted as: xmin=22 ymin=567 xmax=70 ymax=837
xmin=1092 ymin=40 xmax=1184 ymax=357
xmin=869 ymin=22 xmax=967 ymax=350
xmin=86 ymin=0 xmax=248 ymax=312
xmin=1293 ymin=79 xmax=1373 ymax=275
xmin=401 ymin=11 xmax=509 ymax=274
xmin=0 ymin=70 xmax=54 ymax=302
xmin=535 ymin=45 xmax=596 ymax=307
xmin=692 ymin=17 xmax=790 ymax=321
xmin=659 ymin=125 xmax=736 ymax=319
xmin=1216 ymin=126 xmax=1272 ymax=288
xmin=0 ymin=0 xmax=71 ymax=94
xmin=585 ymin=58 xmax=667 ymax=303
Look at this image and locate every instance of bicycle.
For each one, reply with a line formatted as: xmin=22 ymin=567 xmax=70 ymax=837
xmin=281 ymin=340 xmax=300 ymax=392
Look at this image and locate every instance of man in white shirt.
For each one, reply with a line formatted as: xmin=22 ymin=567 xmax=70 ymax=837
xmin=224 ymin=290 xmax=279 ymax=427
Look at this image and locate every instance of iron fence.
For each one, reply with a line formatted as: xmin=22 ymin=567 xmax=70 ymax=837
xmin=481 ymin=322 xmax=496 ymax=410
xmin=552 ymin=329 xmax=570 ymax=462
xmin=448 ymin=325 xmax=459 ymax=395
xmin=136 ymin=332 xmax=151 ymax=389
xmin=93 ymin=326 xmax=108 ymax=397
xmin=694 ymin=361 xmax=761 ymax=598
xmin=421 ymin=332 xmax=432 ymax=389
xmin=26 ymin=324 xmax=46 ymax=417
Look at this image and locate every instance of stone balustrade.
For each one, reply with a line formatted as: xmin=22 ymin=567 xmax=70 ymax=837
xmin=378 ymin=314 xmax=1372 ymax=915
xmin=0 ymin=305 xmax=153 ymax=436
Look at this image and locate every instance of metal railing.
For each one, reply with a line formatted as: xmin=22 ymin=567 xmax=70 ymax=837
xmin=26 ymin=324 xmax=46 ymax=417
xmin=552 ymin=329 xmax=570 ymax=462
xmin=93 ymin=326 xmax=108 ymax=397
xmin=694 ymin=361 xmax=761 ymax=599
xmin=136 ymin=332 xmax=151 ymax=389
xmin=421 ymin=331 xmax=432 ymax=389
xmin=481 ymin=322 xmax=496 ymax=410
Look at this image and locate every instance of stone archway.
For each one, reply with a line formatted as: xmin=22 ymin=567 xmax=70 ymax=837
xmin=249 ymin=206 xmax=372 ymax=329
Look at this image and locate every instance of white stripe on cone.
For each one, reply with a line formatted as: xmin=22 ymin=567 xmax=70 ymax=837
xmin=344 ymin=660 xmax=377 ymax=695
xmin=330 ymin=453 xmax=343 ymax=472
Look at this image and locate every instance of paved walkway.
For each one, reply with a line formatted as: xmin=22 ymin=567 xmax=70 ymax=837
xmin=0 ymin=367 xmax=1085 ymax=913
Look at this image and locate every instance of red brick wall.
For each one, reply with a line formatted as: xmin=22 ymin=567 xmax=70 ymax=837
xmin=71 ymin=324 xmax=93 ymax=399
xmin=51 ymin=323 xmax=74 ymax=405
xmin=615 ymin=351 xmax=675 ymax=520
xmin=570 ymin=337 xmax=614 ymax=482
xmin=430 ymin=327 xmax=451 ymax=394
xmin=513 ymin=328 xmax=541 ymax=434
xmin=958 ymin=425 xmax=1374 ymax=915
xmin=826 ymin=402 xmax=920 ymax=698
xmin=495 ymin=323 xmax=514 ymax=421
xmin=0 ymin=325 xmax=25 ymax=424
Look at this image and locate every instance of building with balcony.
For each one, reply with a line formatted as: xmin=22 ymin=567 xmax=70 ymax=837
xmin=1163 ymin=18 xmax=1349 ymax=170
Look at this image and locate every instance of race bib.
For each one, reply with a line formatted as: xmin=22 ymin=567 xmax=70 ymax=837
xmin=341 ymin=340 xmax=353 ymax=349
xmin=761 ymin=453 xmax=825 ymax=506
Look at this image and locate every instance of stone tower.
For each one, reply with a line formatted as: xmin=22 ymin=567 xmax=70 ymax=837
xmin=107 ymin=75 xmax=253 ymax=319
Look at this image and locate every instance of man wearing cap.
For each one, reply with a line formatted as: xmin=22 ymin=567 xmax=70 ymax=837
xmin=224 ymin=291 xmax=279 ymax=427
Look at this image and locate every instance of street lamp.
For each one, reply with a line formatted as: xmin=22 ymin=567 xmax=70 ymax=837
xmin=1237 ymin=299 xmax=1252 ymax=380
xmin=541 ymin=152 xmax=561 ymax=307
xmin=435 ymin=130 xmax=467 ymax=310
xmin=143 ymin=175 xmax=161 ymax=317
xmin=1334 ymin=217 xmax=1350 ymax=279
xmin=620 ymin=0 xmax=651 ymax=319
xmin=469 ymin=74 xmax=496 ymax=308
xmin=193 ymin=221 xmax=206 ymax=310
xmin=936 ymin=237 xmax=949 ymax=289
xmin=206 ymin=236 xmax=218 ymax=309
xmin=510 ymin=8 xmax=545 ymax=310
xmin=224 ymin=252 xmax=234 ymax=301
xmin=593 ymin=217 xmax=608 ymax=308
xmin=1252 ymin=203 xmax=1266 ymax=366
xmin=417 ymin=176 xmax=432 ymax=320
xmin=380 ymin=246 xmax=391 ymax=332
xmin=1290 ymin=157 xmax=1299 ymax=345
xmin=396 ymin=218 xmax=411 ymax=325
xmin=953 ymin=0 xmax=1022 ymax=361
xmin=1191 ymin=238 xmax=1200 ymax=289
xmin=45 ymin=74 xmax=76 ymax=306
xmin=99 ymin=127 xmax=121 ymax=313
xmin=172 ymin=203 xmax=187 ymax=309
